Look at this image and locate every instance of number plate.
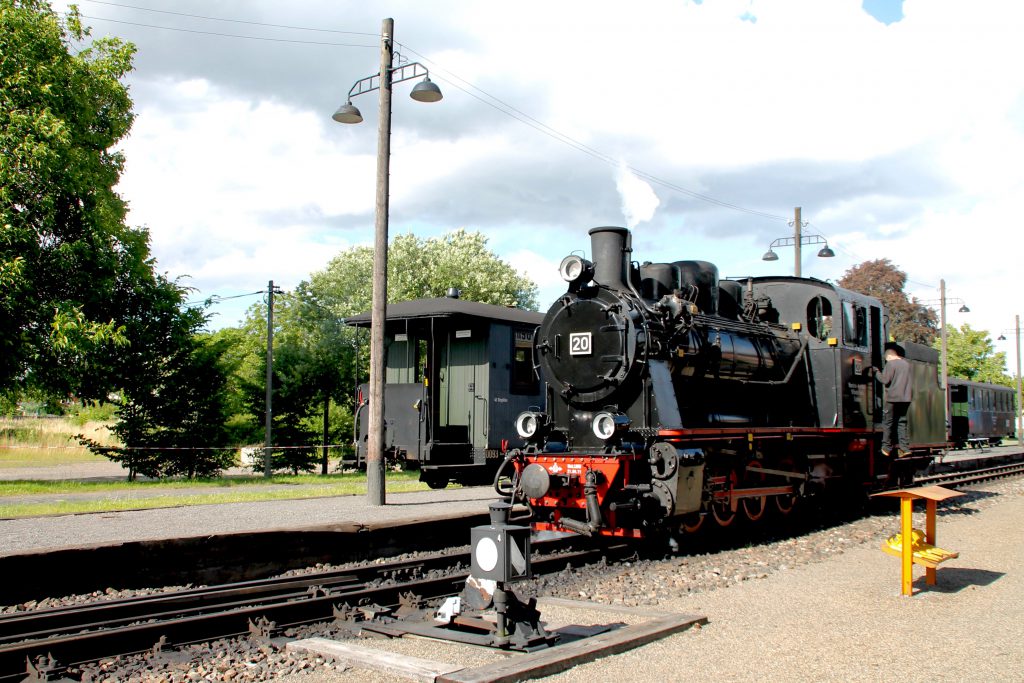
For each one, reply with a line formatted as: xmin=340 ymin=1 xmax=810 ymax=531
xmin=569 ymin=332 xmax=592 ymax=356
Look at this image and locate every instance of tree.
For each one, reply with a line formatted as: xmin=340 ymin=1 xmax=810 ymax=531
xmin=838 ymin=259 xmax=937 ymax=344
xmin=935 ymin=324 xmax=1012 ymax=387
xmin=77 ymin=278 xmax=236 ymax=479
xmin=309 ymin=229 xmax=539 ymax=315
xmin=1 ymin=0 xmax=139 ymax=401
xmin=232 ymin=287 xmax=358 ymax=474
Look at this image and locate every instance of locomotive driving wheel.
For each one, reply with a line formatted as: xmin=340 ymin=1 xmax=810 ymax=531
xmin=711 ymin=469 xmax=738 ymax=527
xmin=773 ymin=455 xmax=799 ymax=515
xmin=680 ymin=513 xmax=705 ymax=534
xmin=741 ymin=457 xmax=767 ymax=522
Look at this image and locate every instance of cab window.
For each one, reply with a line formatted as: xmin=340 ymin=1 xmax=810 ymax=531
xmin=842 ymin=301 xmax=868 ymax=347
xmin=806 ymin=296 xmax=834 ymax=340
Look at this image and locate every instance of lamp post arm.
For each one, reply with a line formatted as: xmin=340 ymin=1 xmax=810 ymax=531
xmin=767 ymin=234 xmax=830 ymax=250
xmin=347 ymin=62 xmax=431 ymax=100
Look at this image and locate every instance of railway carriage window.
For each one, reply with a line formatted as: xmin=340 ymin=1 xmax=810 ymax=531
xmin=842 ymin=301 xmax=868 ymax=347
xmin=417 ymin=339 xmax=428 ymax=383
xmin=510 ymin=329 xmax=539 ymax=395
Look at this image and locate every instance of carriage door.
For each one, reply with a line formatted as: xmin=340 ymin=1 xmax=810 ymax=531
xmin=438 ymin=328 xmax=487 ymax=451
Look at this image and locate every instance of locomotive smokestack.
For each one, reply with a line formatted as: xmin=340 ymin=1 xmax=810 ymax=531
xmin=589 ymin=226 xmax=631 ymax=291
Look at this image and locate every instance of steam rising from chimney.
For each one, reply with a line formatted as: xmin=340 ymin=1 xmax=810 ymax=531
xmin=615 ymin=159 xmax=660 ymax=229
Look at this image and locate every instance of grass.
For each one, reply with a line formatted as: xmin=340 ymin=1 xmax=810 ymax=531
xmin=0 ymin=416 xmax=116 ymax=468
xmin=0 ymin=417 xmax=451 ymax=519
xmin=0 ymin=471 xmax=422 ymax=495
xmin=0 ymin=471 xmax=439 ymax=518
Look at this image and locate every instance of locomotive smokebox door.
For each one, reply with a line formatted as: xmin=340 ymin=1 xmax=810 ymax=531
xmin=471 ymin=502 xmax=532 ymax=582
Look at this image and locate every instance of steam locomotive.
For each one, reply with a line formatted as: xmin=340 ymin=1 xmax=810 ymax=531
xmin=502 ymin=226 xmax=943 ymax=538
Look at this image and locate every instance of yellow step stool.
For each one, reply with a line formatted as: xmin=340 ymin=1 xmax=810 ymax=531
xmin=873 ymin=486 xmax=963 ymax=596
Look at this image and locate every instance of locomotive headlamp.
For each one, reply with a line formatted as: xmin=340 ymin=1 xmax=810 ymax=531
xmin=592 ymin=411 xmax=630 ymax=440
xmin=515 ymin=411 xmax=548 ymax=439
xmin=558 ymin=255 xmax=594 ymax=285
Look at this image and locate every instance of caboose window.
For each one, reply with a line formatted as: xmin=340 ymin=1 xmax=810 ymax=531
xmin=510 ymin=329 xmax=539 ymax=395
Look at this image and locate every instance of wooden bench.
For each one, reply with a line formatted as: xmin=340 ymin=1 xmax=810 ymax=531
xmin=873 ymin=486 xmax=963 ymax=596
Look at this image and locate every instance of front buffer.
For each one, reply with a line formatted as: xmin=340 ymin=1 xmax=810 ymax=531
xmin=512 ymin=445 xmax=704 ymax=538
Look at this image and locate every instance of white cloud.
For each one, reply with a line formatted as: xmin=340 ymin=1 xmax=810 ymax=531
xmin=66 ymin=0 xmax=1023 ymax=367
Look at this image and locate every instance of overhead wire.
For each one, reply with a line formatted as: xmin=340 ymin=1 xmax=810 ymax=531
xmin=79 ymin=0 xmax=378 ymax=36
xmin=76 ymin=15 xmax=378 ymax=47
xmin=184 ymin=291 xmax=264 ymax=306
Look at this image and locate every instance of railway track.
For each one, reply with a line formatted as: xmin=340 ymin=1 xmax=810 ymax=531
xmin=0 ymin=539 xmax=630 ymax=682
xmin=916 ymin=458 xmax=1024 ymax=488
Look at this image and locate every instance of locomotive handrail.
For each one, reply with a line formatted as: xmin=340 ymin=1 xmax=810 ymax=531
xmin=690 ymin=313 xmax=789 ymax=336
xmin=737 ymin=333 xmax=810 ymax=386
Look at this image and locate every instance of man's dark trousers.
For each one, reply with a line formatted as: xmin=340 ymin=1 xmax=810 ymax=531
xmin=883 ymin=401 xmax=910 ymax=453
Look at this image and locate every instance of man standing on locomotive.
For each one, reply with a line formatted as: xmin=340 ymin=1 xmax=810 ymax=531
xmin=871 ymin=342 xmax=913 ymax=457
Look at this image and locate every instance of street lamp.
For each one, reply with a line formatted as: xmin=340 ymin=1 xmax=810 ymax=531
xmin=333 ymin=18 xmax=443 ymax=505
xmin=921 ymin=280 xmax=969 ymax=436
xmin=761 ymin=207 xmax=834 ymax=276
xmin=997 ymin=315 xmax=1023 ymax=446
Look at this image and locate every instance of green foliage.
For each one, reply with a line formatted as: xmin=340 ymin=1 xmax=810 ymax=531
xmin=309 ymin=229 xmax=539 ymax=315
xmin=80 ymin=328 xmax=236 ymax=479
xmin=67 ymin=400 xmax=116 ymax=426
xmin=838 ymin=259 xmax=937 ymax=344
xmin=3 ymin=2 xmax=238 ymax=479
xmin=0 ymin=0 xmax=140 ymax=400
xmin=934 ymin=324 xmax=1012 ymax=387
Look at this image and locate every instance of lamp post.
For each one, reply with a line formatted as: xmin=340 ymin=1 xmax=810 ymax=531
xmin=925 ymin=279 xmax=969 ymax=435
xmin=332 ymin=18 xmax=442 ymax=506
xmin=761 ymin=207 xmax=834 ymax=276
xmin=997 ymin=315 xmax=1023 ymax=446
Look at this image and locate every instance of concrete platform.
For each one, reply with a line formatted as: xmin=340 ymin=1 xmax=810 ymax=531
xmin=0 ymin=487 xmax=499 ymax=604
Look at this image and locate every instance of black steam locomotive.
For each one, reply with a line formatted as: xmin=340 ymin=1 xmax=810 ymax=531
xmin=503 ymin=226 xmax=943 ymax=538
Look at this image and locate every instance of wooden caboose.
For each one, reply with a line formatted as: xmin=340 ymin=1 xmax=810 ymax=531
xmin=347 ymin=294 xmax=544 ymax=488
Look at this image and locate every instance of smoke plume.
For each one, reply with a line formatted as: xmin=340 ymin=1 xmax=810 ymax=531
xmin=615 ymin=159 xmax=660 ymax=228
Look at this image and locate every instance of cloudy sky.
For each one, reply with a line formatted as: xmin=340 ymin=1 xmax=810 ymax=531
xmin=58 ymin=0 xmax=1024 ymax=369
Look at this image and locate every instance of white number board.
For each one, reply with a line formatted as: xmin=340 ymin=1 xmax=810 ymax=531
xmin=569 ymin=332 xmax=592 ymax=356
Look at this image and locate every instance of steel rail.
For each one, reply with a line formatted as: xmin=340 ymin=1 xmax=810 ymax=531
xmin=0 ymin=553 xmax=446 ymax=644
xmin=915 ymin=461 xmax=1024 ymax=488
